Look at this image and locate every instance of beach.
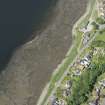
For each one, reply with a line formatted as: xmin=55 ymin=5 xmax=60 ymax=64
xmin=0 ymin=0 xmax=87 ymax=105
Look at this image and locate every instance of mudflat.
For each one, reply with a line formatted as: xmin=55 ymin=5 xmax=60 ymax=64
xmin=0 ymin=0 xmax=87 ymax=105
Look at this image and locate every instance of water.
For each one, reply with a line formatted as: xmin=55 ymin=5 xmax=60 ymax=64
xmin=0 ymin=0 xmax=57 ymax=70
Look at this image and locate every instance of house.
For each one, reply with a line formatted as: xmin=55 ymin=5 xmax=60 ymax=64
xmin=79 ymin=54 xmax=92 ymax=68
xmin=74 ymin=54 xmax=92 ymax=72
xmin=80 ymin=27 xmax=88 ymax=33
xmin=80 ymin=59 xmax=90 ymax=68
xmin=84 ymin=54 xmax=92 ymax=62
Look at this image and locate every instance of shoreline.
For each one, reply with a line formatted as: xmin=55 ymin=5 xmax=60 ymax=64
xmin=37 ymin=0 xmax=96 ymax=104
xmin=36 ymin=0 xmax=93 ymax=104
xmin=0 ymin=0 xmax=88 ymax=105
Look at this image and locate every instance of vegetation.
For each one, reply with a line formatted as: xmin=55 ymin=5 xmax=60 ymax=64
xmin=67 ymin=57 xmax=105 ymax=105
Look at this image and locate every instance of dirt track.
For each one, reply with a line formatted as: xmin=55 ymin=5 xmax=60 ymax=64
xmin=0 ymin=0 xmax=87 ymax=105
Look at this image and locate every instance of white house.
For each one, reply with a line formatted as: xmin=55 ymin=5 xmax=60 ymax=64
xmin=84 ymin=54 xmax=92 ymax=62
xmin=80 ymin=59 xmax=90 ymax=68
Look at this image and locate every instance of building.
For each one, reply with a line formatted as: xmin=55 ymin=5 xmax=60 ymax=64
xmin=80 ymin=59 xmax=90 ymax=68
xmin=84 ymin=54 xmax=92 ymax=61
